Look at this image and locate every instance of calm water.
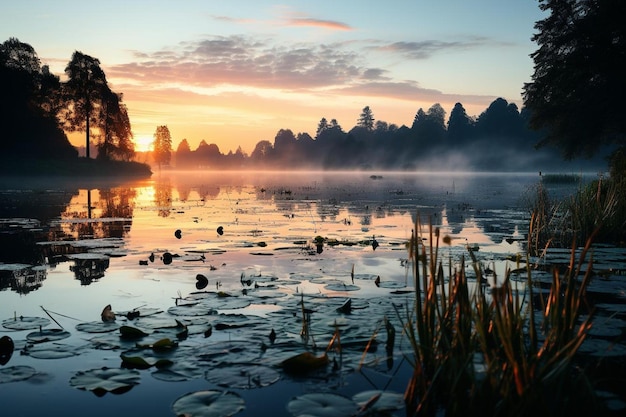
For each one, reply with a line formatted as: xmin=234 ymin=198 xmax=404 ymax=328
xmin=2 ymin=170 xmax=619 ymax=416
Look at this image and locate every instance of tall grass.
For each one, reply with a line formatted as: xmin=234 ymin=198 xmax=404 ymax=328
xmin=527 ymin=174 xmax=625 ymax=251
xmin=398 ymin=214 xmax=601 ymax=416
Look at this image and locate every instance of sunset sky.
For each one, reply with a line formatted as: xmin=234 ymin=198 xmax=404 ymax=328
xmin=1 ymin=1 xmax=544 ymax=153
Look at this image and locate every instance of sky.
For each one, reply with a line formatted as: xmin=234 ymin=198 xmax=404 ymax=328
xmin=1 ymin=0 xmax=545 ymax=154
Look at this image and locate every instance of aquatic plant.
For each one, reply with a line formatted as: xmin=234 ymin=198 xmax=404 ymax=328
xmin=527 ymin=174 xmax=625 ymax=249
xmin=398 ymin=214 xmax=600 ymax=416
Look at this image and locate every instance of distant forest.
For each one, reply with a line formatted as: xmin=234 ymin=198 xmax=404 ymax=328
xmin=168 ymin=100 xmax=609 ymax=172
xmin=0 ymin=37 xmax=608 ymax=174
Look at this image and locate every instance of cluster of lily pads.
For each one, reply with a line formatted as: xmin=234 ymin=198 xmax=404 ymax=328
xmin=1 ymin=267 xmax=416 ymax=416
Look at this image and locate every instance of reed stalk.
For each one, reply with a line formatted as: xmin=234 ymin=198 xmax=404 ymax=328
xmin=398 ymin=211 xmax=600 ymax=417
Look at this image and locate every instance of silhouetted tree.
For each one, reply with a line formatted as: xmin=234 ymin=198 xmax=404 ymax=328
xmin=475 ymin=98 xmax=524 ymax=140
xmin=523 ymin=0 xmax=626 ymax=171
xmin=357 ymin=106 xmax=375 ymax=131
xmin=447 ymin=102 xmax=474 ymax=145
xmin=0 ymin=38 xmax=76 ymax=160
xmin=412 ymin=104 xmax=446 ymax=144
xmin=97 ymin=90 xmax=135 ymax=161
xmin=250 ymin=140 xmax=273 ymax=166
xmin=175 ymin=138 xmax=192 ymax=167
xmin=316 ymin=117 xmax=329 ymax=139
xmin=195 ymin=140 xmax=222 ymax=168
xmin=62 ymin=51 xmax=109 ymax=159
xmin=153 ymin=125 xmax=172 ymax=169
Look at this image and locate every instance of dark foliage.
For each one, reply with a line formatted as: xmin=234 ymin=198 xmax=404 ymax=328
xmin=0 ymin=38 xmax=149 ymax=177
xmin=523 ymin=0 xmax=626 ymax=175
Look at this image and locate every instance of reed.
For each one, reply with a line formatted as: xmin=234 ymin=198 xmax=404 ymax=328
xmin=398 ymin=213 xmax=601 ymax=416
xmin=528 ymin=174 xmax=625 ymax=249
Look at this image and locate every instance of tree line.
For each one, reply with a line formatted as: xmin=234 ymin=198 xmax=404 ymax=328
xmin=156 ymin=100 xmax=606 ymax=172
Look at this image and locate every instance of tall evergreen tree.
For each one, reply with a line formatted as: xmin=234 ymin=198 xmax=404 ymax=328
xmin=523 ymin=0 xmax=626 ymax=168
xmin=447 ymin=102 xmax=474 ymax=144
xmin=357 ymin=106 xmax=375 ymax=131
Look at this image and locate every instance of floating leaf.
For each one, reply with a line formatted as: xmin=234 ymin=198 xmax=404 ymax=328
xmin=119 ymin=325 xmax=149 ymax=339
xmin=2 ymin=316 xmax=50 ymax=331
xmin=23 ymin=342 xmax=81 ymax=359
xmin=0 ymin=335 xmax=14 ymax=365
xmin=152 ymin=359 xmax=204 ymax=382
xmin=171 ymin=390 xmax=245 ymax=417
xmin=26 ymin=328 xmax=71 ymax=343
xmin=0 ymin=365 xmax=37 ymax=384
xmin=196 ymin=274 xmax=209 ymax=290
xmin=101 ymin=304 xmax=116 ymax=322
xmin=280 ymin=352 xmax=328 ymax=375
xmin=205 ymin=363 xmax=280 ymax=389
xmin=76 ymin=321 xmax=120 ymax=334
xmin=324 ymin=283 xmax=360 ymax=292
xmin=352 ymin=390 xmax=405 ymax=412
xmin=286 ymin=392 xmax=358 ymax=417
xmin=70 ymin=367 xmax=140 ymax=396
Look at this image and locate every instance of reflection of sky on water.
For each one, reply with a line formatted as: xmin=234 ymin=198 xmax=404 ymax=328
xmin=0 ymin=171 xmax=569 ymax=307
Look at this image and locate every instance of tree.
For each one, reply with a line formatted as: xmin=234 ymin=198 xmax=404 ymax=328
xmin=153 ymin=125 xmax=172 ymax=169
xmin=316 ymin=117 xmax=329 ymax=139
xmin=412 ymin=104 xmax=446 ymax=143
xmin=0 ymin=38 xmax=76 ymax=159
xmin=250 ymin=140 xmax=273 ymax=165
xmin=98 ymin=90 xmax=135 ymax=161
xmin=447 ymin=102 xmax=474 ymax=144
xmin=175 ymin=138 xmax=192 ymax=168
xmin=523 ymin=0 xmax=626 ymax=168
xmin=357 ymin=106 xmax=375 ymax=131
xmin=62 ymin=51 xmax=109 ymax=158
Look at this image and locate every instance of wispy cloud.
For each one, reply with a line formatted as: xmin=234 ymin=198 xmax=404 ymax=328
xmin=285 ymin=17 xmax=352 ymax=31
xmin=374 ymin=36 xmax=508 ymax=59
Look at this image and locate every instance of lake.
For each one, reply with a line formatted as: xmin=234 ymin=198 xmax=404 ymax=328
xmin=1 ymin=170 xmax=624 ymax=416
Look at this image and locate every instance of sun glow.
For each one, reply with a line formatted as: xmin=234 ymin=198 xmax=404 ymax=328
xmin=134 ymin=135 xmax=154 ymax=152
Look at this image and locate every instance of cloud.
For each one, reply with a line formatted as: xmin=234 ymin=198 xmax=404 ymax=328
xmin=334 ymin=81 xmax=498 ymax=108
xmin=285 ymin=18 xmax=352 ymax=31
xmin=374 ymin=36 xmax=508 ymax=59
xmin=110 ymin=35 xmax=365 ymax=90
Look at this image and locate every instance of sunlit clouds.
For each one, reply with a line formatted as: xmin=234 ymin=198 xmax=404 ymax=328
xmin=108 ymin=34 xmax=501 ymax=152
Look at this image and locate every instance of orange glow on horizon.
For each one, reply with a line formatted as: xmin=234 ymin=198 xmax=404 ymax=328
xmin=133 ymin=135 xmax=154 ymax=153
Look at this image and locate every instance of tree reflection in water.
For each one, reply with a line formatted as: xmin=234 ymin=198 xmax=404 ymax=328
xmin=70 ymin=256 xmax=110 ymax=285
xmin=0 ymin=184 xmax=135 ymax=292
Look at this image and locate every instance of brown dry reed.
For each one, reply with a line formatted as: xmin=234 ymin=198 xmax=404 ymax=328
xmin=396 ymin=212 xmax=602 ymax=417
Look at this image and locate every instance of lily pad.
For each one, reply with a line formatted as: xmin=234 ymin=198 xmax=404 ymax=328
xmin=171 ymin=390 xmax=245 ymax=417
xmin=70 ymin=367 xmax=140 ymax=396
xmin=0 ymin=335 xmax=14 ymax=365
xmin=23 ymin=343 xmax=81 ymax=359
xmin=0 ymin=365 xmax=37 ymax=384
xmin=151 ymin=358 xmax=205 ymax=382
xmin=324 ymin=283 xmax=360 ymax=292
xmin=2 ymin=316 xmax=50 ymax=330
xmin=26 ymin=328 xmax=71 ymax=343
xmin=286 ymin=392 xmax=358 ymax=417
xmin=168 ymin=304 xmax=218 ymax=317
xmin=352 ymin=390 xmax=405 ymax=412
xmin=76 ymin=321 xmax=120 ymax=334
xmin=205 ymin=363 xmax=280 ymax=389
